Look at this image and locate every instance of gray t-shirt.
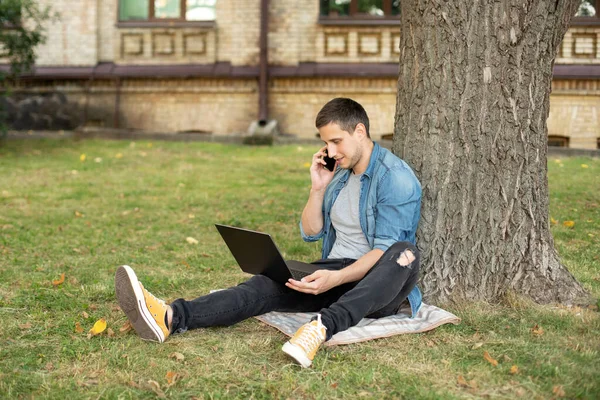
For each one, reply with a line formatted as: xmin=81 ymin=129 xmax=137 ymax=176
xmin=328 ymin=172 xmax=371 ymax=259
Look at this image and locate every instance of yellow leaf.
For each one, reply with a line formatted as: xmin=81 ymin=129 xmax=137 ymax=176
xmin=147 ymin=143 xmax=153 ymax=148
xmin=88 ymin=318 xmax=107 ymax=336
xmin=509 ymin=365 xmax=519 ymax=374
xmin=75 ymin=322 xmax=84 ymax=333
xmin=74 ymin=210 xmax=83 ymax=218
xmin=562 ymin=220 xmax=575 ymax=228
xmin=186 ymin=237 xmax=199 ymax=245
xmin=115 ymin=153 xmax=123 ymax=159
xmin=483 ymin=351 xmax=498 ymax=367
xmin=581 ymin=164 xmax=589 ymax=168
xmin=165 ymin=371 xmax=178 ymax=386
xmin=52 ymin=273 xmax=65 ymax=286
xmin=531 ymin=324 xmax=544 ymax=336
xmin=550 ymin=217 xmax=558 ymax=225
xmin=303 ymin=162 xmax=311 ymax=168
xmin=80 ymin=154 xmax=86 ymax=162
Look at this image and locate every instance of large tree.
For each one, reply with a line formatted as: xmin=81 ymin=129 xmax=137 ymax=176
xmin=393 ymin=0 xmax=589 ymax=304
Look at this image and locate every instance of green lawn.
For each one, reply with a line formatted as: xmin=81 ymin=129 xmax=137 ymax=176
xmin=0 ymin=139 xmax=598 ymax=399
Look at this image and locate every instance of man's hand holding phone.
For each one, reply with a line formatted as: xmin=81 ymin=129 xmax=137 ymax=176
xmin=310 ymin=146 xmax=337 ymax=191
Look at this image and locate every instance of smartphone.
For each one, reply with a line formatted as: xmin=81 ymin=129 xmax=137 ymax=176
xmin=323 ymin=151 xmax=336 ymax=172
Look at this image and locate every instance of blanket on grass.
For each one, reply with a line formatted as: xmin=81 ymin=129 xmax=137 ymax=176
xmin=254 ymin=302 xmax=460 ymax=346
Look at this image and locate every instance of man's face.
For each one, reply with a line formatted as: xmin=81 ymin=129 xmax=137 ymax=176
xmin=318 ymin=123 xmax=363 ymax=171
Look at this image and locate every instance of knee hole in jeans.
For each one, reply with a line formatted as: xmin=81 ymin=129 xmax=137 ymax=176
xmin=396 ymin=249 xmax=416 ymax=267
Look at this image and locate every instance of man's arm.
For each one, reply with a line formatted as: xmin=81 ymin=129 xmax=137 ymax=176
xmin=286 ymin=249 xmax=383 ymax=295
xmin=300 ymin=146 xmax=337 ymax=237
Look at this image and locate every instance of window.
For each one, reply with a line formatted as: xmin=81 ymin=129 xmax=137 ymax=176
xmin=119 ymin=0 xmax=216 ymax=22
xmin=320 ymin=0 xmax=400 ymax=18
xmin=548 ymin=135 xmax=570 ymax=148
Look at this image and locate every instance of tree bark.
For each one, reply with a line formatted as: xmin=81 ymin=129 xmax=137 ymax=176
xmin=393 ymin=0 xmax=589 ymax=304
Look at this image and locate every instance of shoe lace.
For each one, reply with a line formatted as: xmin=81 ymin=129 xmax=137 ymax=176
xmin=294 ymin=314 xmax=326 ymax=352
xmin=140 ymin=282 xmax=166 ymax=307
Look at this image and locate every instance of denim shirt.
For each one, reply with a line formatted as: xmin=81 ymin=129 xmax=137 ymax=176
xmin=300 ymin=143 xmax=423 ymax=317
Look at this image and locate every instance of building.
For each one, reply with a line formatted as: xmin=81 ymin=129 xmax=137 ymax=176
xmin=3 ymin=0 xmax=600 ymax=149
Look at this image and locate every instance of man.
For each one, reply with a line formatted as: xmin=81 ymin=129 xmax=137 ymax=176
xmin=115 ymin=97 xmax=422 ymax=368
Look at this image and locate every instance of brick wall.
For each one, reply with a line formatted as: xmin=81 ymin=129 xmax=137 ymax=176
xmin=35 ymin=0 xmax=99 ymax=66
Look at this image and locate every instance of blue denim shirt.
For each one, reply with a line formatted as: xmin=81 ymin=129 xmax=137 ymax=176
xmin=300 ymin=143 xmax=423 ymax=317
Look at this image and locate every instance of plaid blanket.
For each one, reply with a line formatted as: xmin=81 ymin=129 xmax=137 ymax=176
xmin=255 ymin=303 xmax=460 ymax=346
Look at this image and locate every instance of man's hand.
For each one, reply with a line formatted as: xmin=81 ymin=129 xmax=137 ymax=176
xmin=286 ymin=269 xmax=343 ymax=295
xmin=310 ymin=146 xmax=337 ymax=191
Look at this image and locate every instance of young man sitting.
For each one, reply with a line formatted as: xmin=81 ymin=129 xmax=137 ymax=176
xmin=115 ymin=97 xmax=422 ymax=368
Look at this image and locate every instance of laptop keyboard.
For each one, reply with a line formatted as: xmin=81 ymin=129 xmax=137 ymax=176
xmin=290 ymin=269 xmax=311 ymax=281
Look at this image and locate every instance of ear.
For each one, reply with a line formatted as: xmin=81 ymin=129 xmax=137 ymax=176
xmin=354 ymin=123 xmax=367 ymax=140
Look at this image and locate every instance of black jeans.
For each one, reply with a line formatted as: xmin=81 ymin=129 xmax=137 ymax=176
xmin=170 ymin=241 xmax=419 ymax=341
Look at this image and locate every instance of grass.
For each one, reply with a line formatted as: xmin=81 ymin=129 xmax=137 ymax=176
xmin=0 ymin=138 xmax=598 ymax=399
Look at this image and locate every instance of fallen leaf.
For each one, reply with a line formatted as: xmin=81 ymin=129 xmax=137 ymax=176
xmin=165 ymin=371 xmax=179 ymax=387
xmin=52 ymin=273 xmax=65 ymax=286
xmin=94 ymin=157 xmax=102 ymax=163
xmin=483 ymin=351 xmax=498 ymax=367
xmin=550 ymin=217 xmax=558 ymax=225
xmin=45 ymin=362 xmax=54 ymax=371
xmin=88 ymin=318 xmax=107 ymax=337
xmin=119 ymin=320 xmax=132 ymax=333
xmin=80 ymin=154 xmax=86 ymax=162
xmin=74 ymin=210 xmax=83 ymax=218
xmin=303 ymin=162 xmax=311 ymax=168
xmin=107 ymin=328 xmax=115 ymax=337
xmin=89 ymin=304 xmax=98 ymax=310
xmin=330 ymin=382 xmax=338 ymax=389
xmin=19 ymin=323 xmax=32 ymax=329
xmin=75 ymin=322 xmax=84 ymax=333
xmin=82 ymin=311 xmax=89 ymax=319
xmin=457 ymin=375 xmax=469 ymax=387
xmin=186 ymin=237 xmax=199 ymax=245
xmin=147 ymin=380 xmax=165 ymax=398
xmin=169 ymin=352 xmax=185 ymax=362
xmin=581 ymin=164 xmax=589 ymax=168
xmin=531 ymin=324 xmax=544 ymax=336
xmin=115 ymin=153 xmax=123 ymax=159
xmin=562 ymin=220 xmax=575 ymax=228
xmin=553 ymin=385 xmax=565 ymax=397
xmin=188 ymin=214 xmax=195 ymax=219
xmin=510 ymin=365 xmax=519 ymax=374
xmin=472 ymin=342 xmax=483 ymax=350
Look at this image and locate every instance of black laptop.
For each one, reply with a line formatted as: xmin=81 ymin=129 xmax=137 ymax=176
xmin=215 ymin=224 xmax=320 ymax=283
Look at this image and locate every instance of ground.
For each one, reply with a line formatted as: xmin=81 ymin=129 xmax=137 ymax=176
xmin=0 ymin=139 xmax=598 ymax=399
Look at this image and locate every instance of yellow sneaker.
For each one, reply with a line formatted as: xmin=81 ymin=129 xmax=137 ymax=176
xmin=115 ymin=265 xmax=170 ymax=343
xmin=282 ymin=314 xmax=326 ymax=368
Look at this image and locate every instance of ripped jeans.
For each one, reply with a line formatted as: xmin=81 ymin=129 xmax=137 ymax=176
xmin=169 ymin=241 xmax=419 ymax=340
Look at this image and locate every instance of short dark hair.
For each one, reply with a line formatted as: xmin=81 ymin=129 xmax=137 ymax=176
xmin=315 ymin=98 xmax=370 ymax=138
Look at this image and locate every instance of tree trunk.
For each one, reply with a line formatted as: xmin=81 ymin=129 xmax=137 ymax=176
xmin=393 ymin=0 xmax=589 ymax=304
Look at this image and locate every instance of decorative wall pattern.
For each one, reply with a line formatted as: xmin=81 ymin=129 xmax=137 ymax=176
xmin=317 ymin=27 xmax=401 ymax=63
xmin=556 ymin=27 xmax=600 ymax=64
xmin=116 ymin=28 xmax=216 ymax=64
